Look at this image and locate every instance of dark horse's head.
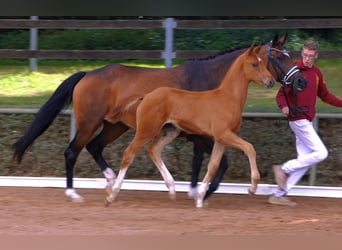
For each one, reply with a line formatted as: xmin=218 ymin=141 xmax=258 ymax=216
xmin=260 ymin=34 xmax=307 ymax=90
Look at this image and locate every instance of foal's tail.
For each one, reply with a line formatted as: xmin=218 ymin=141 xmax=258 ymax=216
xmin=12 ymin=71 xmax=87 ymax=163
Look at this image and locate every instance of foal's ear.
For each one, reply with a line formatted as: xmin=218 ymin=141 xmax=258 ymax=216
xmin=247 ymin=43 xmax=255 ymax=55
xmin=253 ymin=44 xmax=262 ymax=54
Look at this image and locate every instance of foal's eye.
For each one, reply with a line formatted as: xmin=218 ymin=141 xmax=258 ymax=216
xmin=251 ymin=63 xmax=258 ymax=68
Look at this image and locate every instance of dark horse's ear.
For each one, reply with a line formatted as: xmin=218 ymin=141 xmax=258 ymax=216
xmin=284 ymin=33 xmax=288 ymax=42
xmin=271 ymin=34 xmax=279 ymax=46
xmin=278 ymin=33 xmax=288 ymax=46
xmin=271 ymin=33 xmax=288 ymax=47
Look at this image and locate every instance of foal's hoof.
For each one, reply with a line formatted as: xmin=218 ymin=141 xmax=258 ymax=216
xmin=196 ymin=201 xmax=204 ymax=208
xmin=248 ymin=188 xmax=256 ymax=195
xmin=104 ymin=199 xmax=111 ymax=207
xmin=104 ymin=196 xmax=113 ymax=207
xmin=195 ymin=197 xmax=205 ymax=208
xmin=169 ymin=192 xmax=176 ymax=201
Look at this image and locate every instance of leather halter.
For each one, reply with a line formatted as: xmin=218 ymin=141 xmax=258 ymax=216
xmin=266 ymin=42 xmax=300 ymax=86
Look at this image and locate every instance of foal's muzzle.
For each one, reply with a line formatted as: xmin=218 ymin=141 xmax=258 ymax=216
xmin=266 ymin=79 xmax=275 ymax=88
xmin=264 ymin=79 xmax=276 ymax=89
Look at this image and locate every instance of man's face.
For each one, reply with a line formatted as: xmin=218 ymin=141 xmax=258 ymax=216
xmin=301 ymin=48 xmax=318 ymax=68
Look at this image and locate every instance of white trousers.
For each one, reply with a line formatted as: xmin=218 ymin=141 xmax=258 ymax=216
xmin=273 ymin=119 xmax=328 ymax=197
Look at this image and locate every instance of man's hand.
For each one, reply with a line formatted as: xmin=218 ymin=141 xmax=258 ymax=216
xmin=281 ymin=106 xmax=290 ymax=117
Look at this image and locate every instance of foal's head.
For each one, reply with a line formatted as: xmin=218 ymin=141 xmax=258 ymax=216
xmin=259 ymin=34 xmax=307 ymax=90
xmin=243 ymin=44 xmax=276 ymax=88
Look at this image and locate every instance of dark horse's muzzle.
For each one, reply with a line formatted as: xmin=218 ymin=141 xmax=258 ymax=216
xmin=291 ymin=75 xmax=308 ymax=94
xmin=282 ymin=66 xmax=308 ymax=93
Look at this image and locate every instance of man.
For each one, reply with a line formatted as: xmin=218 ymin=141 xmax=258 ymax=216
xmin=268 ymin=39 xmax=342 ymax=206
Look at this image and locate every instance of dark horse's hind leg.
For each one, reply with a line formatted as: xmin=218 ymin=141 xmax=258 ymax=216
xmin=186 ymin=134 xmax=229 ymax=200
xmin=86 ymin=121 xmax=129 ymax=185
xmin=64 ymin=117 xmax=106 ymax=201
xmin=64 ymin=130 xmax=97 ymax=201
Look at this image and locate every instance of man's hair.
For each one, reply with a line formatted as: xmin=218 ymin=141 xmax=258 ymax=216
xmin=303 ymin=40 xmax=319 ymax=51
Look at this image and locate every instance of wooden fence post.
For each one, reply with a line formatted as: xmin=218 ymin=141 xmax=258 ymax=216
xmin=162 ymin=18 xmax=176 ymax=68
xmin=29 ymin=16 xmax=38 ymax=72
xmin=309 ymin=117 xmax=319 ymax=185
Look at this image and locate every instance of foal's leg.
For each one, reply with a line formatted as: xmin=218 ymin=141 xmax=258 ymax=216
xmin=204 ymin=153 xmax=228 ymax=200
xmin=146 ymin=126 xmax=181 ymax=200
xmin=196 ymin=142 xmax=226 ymax=208
xmin=220 ymin=131 xmax=260 ymax=195
xmin=196 ymin=137 xmax=229 ymax=200
xmin=186 ymin=135 xmax=229 ymax=200
xmin=86 ymin=121 xmax=129 ymax=190
xmin=106 ymin=128 xmax=160 ymax=204
xmin=105 ymin=138 xmax=144 ymax=204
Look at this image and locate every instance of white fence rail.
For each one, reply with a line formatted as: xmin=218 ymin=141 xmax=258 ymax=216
xmin=0 ymin=176 xmax=341 ymax=198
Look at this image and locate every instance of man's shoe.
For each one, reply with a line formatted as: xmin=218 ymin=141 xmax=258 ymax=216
xmin=273 ymin=165 xmax=288 ymax=190
xmin=268 ymin=195 xmax=297 ymax=206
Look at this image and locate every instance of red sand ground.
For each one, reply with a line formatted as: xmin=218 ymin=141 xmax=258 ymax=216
xmin=0 ymin=187 xmax=341 ymax=235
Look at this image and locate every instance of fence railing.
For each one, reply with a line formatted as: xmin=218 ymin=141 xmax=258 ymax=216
xmin=0 ymin=17 xmax=342 ymax=70
xmin=2 ymin=107 xmax=342 ymax=186
xmin=1 ymin=18 xmax=342 ymax=29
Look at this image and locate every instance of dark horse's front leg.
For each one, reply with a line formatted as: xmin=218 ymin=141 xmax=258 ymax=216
xmin=186 ymin=134 xmax=229 ymax=200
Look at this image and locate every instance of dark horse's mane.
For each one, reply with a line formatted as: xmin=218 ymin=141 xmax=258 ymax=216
xmin=188 ymin=45 xmax=250 ymax=62
xmin=183 ymin=44 xmax=258 ymax=91
xmin=188 ymin=41 xmax=270 ymax=62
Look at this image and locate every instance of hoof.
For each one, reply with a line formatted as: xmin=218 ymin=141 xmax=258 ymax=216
xmin=65 ymin=189 xmax=85 ymax=202
xmin=104 ymin=198 xmax=112 ymax=207
xmin=195 ymin=199 xmax=204 ymax=208
xmin=169 ymin=192 xmax=176 ymax=201
xmin=105 ymin=196 xmax=114 ymax=206
xmin=248 ymin=188 xmax=256 ymax=195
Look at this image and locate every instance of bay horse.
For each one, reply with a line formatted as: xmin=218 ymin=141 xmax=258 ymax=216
xmin=105 ymin=44 xmax=276 ymax=208
xmin=12 ymin=34 xmax=305 ymax=202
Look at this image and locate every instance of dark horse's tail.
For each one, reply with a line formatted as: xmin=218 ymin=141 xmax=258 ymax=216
xmin=12 ymin=71 xmax=87 ymax=163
